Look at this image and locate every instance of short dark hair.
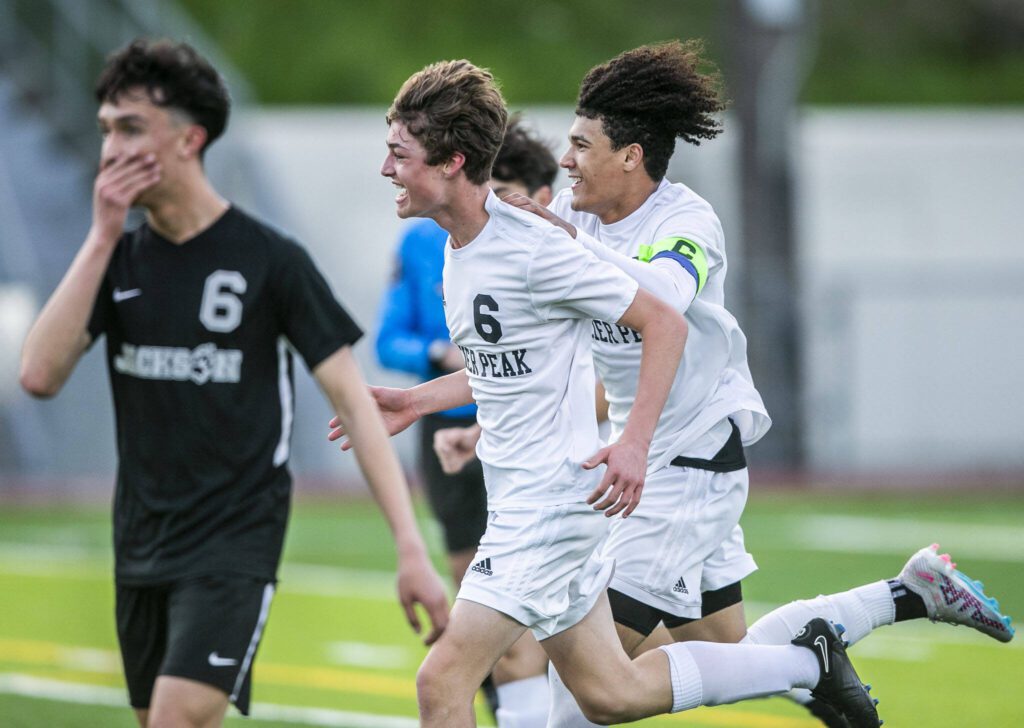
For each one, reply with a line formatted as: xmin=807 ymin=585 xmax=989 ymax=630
xmin=492 ymin=115 xmax=558 ymax=194
xmin=577 ymin=40 xmax=725 ymax=180
xmin=387 ymin=60 xmax=508 ymax=185
xmin=95 ymin=38 xmax=230 ymax=153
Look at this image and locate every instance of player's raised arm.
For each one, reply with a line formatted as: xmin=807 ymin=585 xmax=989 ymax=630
xmin=20 ymin=152 xmax=162 ymax=397
xmin=584 ymin=288 xmax=687 ymax=517
xmin=327 ymin=368 xmax=474 ymax=449
xmin=314 ymin=345 xmax=450 ymax=645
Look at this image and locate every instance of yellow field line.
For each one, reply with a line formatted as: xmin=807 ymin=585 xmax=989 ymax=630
xmin=0 ymin=638 xmax=819 ymax=727
xmin=258 ymin=662 xmax=414 ymax=699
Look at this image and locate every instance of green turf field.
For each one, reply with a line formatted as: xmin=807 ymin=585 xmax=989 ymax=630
xmin=1 ymin=489 xmax=1021 ymax=726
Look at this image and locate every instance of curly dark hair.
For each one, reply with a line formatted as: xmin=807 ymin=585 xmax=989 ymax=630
xmin=577 ymin=40 xmax=725 ymax=180
xmin=492 ymin=115 xmax=558 ymax=194
xmin=95 ymin=38 xmax=230 ymax=154
xmin=387 ymin=60 xmax=507 ymax=186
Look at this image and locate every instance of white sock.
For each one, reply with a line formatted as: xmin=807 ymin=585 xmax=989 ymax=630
xmin=787 ymin=687 xmax=815 ymax=705
xmin=495 ymin=675 xmax=549 ymax=728
xmin=745 ymin=580 xmax=895 ymax=647
xmin=659 ymin=641 xmax=819 ymax=712
xmin=546 ymin=661 xmax=601 ymax=728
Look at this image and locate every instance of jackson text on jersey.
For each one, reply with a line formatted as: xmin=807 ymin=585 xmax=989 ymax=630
xmin=113 ymin=342 xmax=243 ymax=385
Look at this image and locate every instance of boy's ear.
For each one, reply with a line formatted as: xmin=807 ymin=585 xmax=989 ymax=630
xmin=442 ymin=152 xmax=467 ymax=177
xmin=180 ymin=124 xmax=208 ymax=159
xmin=622 ymin=143 xmax=644 ymax=173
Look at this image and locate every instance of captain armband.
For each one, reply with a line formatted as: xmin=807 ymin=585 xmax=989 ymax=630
xmin=636 ymin=236 xmax=708 ymax=294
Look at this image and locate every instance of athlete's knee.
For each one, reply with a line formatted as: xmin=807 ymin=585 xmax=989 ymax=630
xmin=147 ymin=678 xmax=227 ymax=728
xmin=416 ymin=654 xmax=447 ymax=710
xmin=564 ymin=678 xmax=643 ymax=725
xmin=147 ymin=705 xmax=215 ymax=728
xmin=416 ymin=648 xmax=475 ymax=713
xmin=574 ymin=693 xmax=636 ymax=725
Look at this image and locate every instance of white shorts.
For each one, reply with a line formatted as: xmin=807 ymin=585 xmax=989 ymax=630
xmin=457 ymin=501 xmax=614 ymax=641
xmin=600 ymin=466 xmax=757 ymax=619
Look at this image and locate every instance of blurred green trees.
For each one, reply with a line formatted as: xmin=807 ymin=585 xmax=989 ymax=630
xmin=179 ymin=0 xmax=1024 ymax=105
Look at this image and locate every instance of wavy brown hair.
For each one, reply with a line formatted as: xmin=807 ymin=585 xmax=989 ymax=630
xmin=577 ymin=40 xmax=725 ymax=180
xmin=387 ymin=60 xmax=508 ymax=185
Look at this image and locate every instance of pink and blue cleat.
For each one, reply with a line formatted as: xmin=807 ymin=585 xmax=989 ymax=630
xmin=898 ymin=543 xmax=1015 ymax=643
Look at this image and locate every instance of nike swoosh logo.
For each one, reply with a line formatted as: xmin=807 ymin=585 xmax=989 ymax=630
xmin=113 ymin=288 xmax=142 ymax=303
xmin=814 ymin=635 xmax=830 ymax=675
xmin=207 ymin=652 xmax=238 ymax=667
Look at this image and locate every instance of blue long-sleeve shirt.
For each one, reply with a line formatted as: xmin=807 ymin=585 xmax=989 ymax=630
xmin=376 ymin=219 xmax=476 ymax=419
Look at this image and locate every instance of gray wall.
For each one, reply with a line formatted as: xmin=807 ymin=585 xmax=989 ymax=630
xmin=237 ymin=106 xmax=1024 ymax=476
xmin=797 ymin=110 xmax=1024 ymax=472
xmin=3 ymin=106 xmax=1021 ymax=484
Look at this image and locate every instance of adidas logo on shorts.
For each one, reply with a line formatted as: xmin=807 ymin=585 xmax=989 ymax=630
xmin=471 ymin=558 xmax=493 ymax=576
xmin=672 ymin=577 xmax=689 ymax=594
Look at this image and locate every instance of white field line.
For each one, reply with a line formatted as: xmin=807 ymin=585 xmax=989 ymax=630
xmin=1 ymin=671 xmax=827 ymax=728
xmin=4 ymin=511 xmax=1023 ymax=575
xmin=325 ymin=641 xmax=414 ymax=669
xmin=0 ymin=543 xmax=399 ymax=599
xmin=789 ymin=515 xmax=1024 ymax=562
xmin=282 ymin=563 xmax=398 ymax=599
xmin=2 ymin=511 xmax=1021 ymax=646
xmin=0 ymin=542 xmax=109 ymax=576
xmin=0 ymin=674 xmax=419 ymax=727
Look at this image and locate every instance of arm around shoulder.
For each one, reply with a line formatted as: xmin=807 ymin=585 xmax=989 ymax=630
xmin=576 ymin=229 xmax=697 ymax=315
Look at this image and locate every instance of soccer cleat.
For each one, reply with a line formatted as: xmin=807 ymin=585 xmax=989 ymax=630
xmin=898 ymin=543 xmax=1015 ymax=643
xmin=792 ymin=618 xmax=880 ymax=728
xmin=805 ymin=696 xmax=852 ymax=727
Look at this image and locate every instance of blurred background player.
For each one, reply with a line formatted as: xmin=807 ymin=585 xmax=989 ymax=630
xmin=374 ymin=115 xmax=558 ymax=724
xmin=18 ymin=38 xmax=448 ymax=728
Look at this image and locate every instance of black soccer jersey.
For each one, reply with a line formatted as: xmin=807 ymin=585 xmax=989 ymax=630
xmin=88 ymin=206 xmax=361 ymax=584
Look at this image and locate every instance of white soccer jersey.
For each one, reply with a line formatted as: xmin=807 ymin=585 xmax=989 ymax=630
xmin=550 ymin=179 xmax=770 ymax=471
xmin=444 ymin=191 xmax=639 ymax=509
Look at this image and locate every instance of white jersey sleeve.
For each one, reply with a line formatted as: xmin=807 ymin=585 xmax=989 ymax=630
xmin=527 ymin=225 xmax=639 ymax=323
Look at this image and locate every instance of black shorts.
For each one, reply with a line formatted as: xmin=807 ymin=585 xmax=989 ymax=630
xmin=419 ymin=413 xmax=488 ymax=553
xmin=115 ymin=574 xmax=275 ymax=716
xmin=609 ymin=581 xmax=745 ymax=636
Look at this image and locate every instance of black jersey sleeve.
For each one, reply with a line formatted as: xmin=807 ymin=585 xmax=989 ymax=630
xmin=86 ymin=265 xmax=115 ymax=345
xmin=272 ymin=241 xmax=363 ymax=370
